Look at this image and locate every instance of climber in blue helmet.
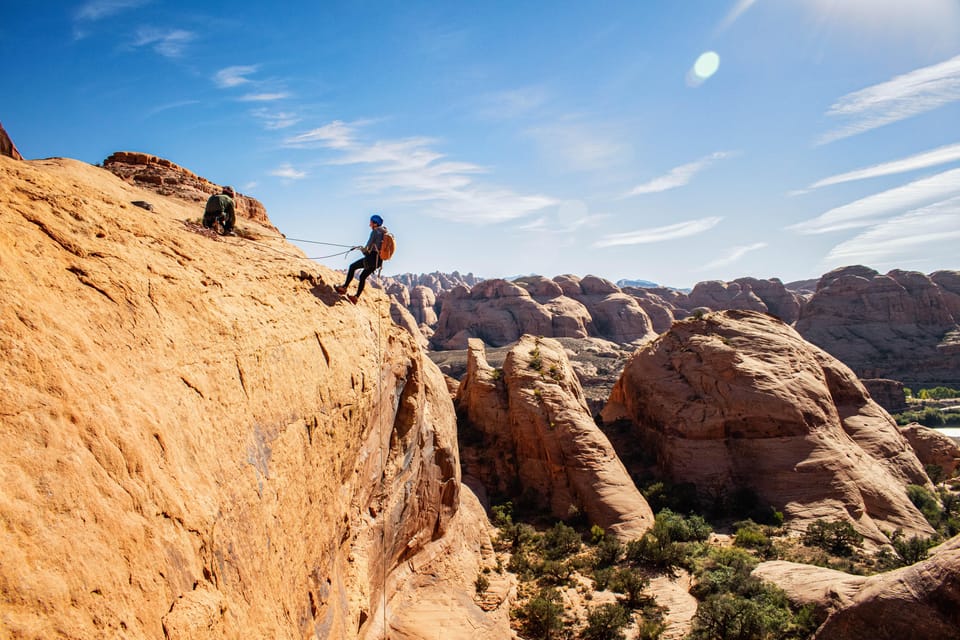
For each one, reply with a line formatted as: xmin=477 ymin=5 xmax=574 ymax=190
xmin=336 ymin=214 xmax=386 ymax=303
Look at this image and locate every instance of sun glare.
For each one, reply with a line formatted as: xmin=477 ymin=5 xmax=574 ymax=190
xmin=694 ymin=51 xmax=720 ymax=79
xmin=686 ymin=51 xmax=721 ymax=88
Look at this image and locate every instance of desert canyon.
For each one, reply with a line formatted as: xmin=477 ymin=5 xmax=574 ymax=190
xmin=2 ymin=132 xmax=960 ymax=639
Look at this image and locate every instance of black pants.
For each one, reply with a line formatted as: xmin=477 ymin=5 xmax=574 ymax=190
xmin=343 ymin=252 xmax=382 ymax=296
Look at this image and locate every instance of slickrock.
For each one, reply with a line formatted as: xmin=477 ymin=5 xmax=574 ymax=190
xmin=755 ymin=534 xmax=960 ymax=640
xmin=602 ymin=309 xmax=934 ymax=546
xmin=795 ymin=265 xmax=960 ymax=386
xmin=103 ymin=151 xmax=274 ymax=230
xmin=455 ymin=336 xmax=654 ymax=540
xmin=0 ymin=155 xmax=507 ymax=639
xmin=899 ymin=423 xmax=960 ymax=479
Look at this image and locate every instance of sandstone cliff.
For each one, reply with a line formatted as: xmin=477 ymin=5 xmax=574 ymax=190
xmin=0 ymin=155 xmax=507 ymax=639
xmin=602 ymin=309 xmax=934 ymax=546
xmin=456 ymin=336 xmax=654 ymax=539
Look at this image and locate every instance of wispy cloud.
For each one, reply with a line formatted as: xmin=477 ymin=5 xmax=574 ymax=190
xmin=699 ymin=242 xmax=768 ymax=270
xmin=143 ymin=99 xmax=199 ymax=118
xmin=269 ymin=163 xmax=307 ymax=180
xmin=75 ymin=0 xmax=150 ymax=21
xmin=131 ymin=27 xmax=194 ymax=58
xmin=283 ymin=120 xmax=556 ymax=223
xmin=789 ymin=167 xmax=960 ymax=234
xmin=238 ymin=92 xmax=289 ymax=102
xmin=626 ymin=152 xmax=732 ymax=196
xmin=214 ymin=65 xmax=259 ymax=88
xmin=802 ymin=142 xmax=960 ymax=191
xmin=592 ymin=217 xmax=723 ymax=248
xmin=477 ymin=86 xmax=549 ymax=120
xmin=251 ymin=109 xmax=300 ymax=130
xmin=817 ymin=54 xmax=960 ymax=145
xmin=526 ymin=117 xmax=632 ymax=172
xmin=824 ymin=196 xmax=960 ymax=267
xmin=717 ymin=0 xmax=758 ymax=32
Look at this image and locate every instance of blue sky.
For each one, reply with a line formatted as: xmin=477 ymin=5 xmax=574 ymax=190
xmin=3 ymin=1 xmax=960 ymax=288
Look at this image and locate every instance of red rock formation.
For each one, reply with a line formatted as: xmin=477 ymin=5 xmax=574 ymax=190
xmin=900 ymin=423 xmax=960 ymax=479
xmin=456 ymin=336 xmax=655 ymax=539
xmin=0 ymin=121 xmax=23 ymax=160
xmin=755 ymin=534 xmax=960 ymax=639
xmin=861 ymin=378 xmax=908 ymax=414
xmin=431 ymin=279 xmax=593 ymax=350
xmin=602 ymin=309 xmax=934 ymax=545
xmin=0 ymin=155 xmax=508 ymax=638
xmin=103 ymin=151 xmax=274 ymax=230
xmin=795 ymin=265 xmax=960 ymax=386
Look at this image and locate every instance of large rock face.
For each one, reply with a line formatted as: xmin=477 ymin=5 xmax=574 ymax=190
xmin=795 ymin=265 xmax=960 ymax=386
xmin=456 ymin=336 xmax=654 ymax=539
xmin=0 ymin=155 xmax=507 ymax=639
xmin=755 ymin=534 xmax=960 ymax=640
xmin=602 ymin=309 xmax=934 ymax=545
xmin=103 ymin=151 xmax=274 ymax=230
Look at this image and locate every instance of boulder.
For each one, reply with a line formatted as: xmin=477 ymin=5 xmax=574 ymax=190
xmin=899 ymin=423 xmax=960 ymax=479
xmin=755 ymin=535 xmax=960 ymax=640
xmin=456 ymin=336 xmax=654 ymax=539
xmin=602 ymin=309 xmax=934 ymax=545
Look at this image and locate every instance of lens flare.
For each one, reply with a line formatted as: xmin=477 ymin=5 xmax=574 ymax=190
xmin=687 ymin=51 xmax=721 ymax=87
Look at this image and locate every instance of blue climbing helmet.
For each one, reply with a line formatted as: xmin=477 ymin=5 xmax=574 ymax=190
xmin=370 ymin=214 xmax=383 ymax=226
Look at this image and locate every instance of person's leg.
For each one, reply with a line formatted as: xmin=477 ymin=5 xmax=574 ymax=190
xmin=338 ymin=257 xmax=365 ymax=292
xmin=222 ymin=208 xmax=236 ymax=234
xmin=356 ymin=265 xmax=374 ymax=296
xmin=355 ymin=254 xmax=379 ymax=297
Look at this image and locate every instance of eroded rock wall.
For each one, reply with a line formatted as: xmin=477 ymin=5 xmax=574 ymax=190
xmin=0 ymin=155 xmax=503 ymax=639
xmin=456 ymin=336 xmax=654 ymax=539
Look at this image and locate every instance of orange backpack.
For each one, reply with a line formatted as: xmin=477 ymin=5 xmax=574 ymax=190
xmin=379 ymin=229 xmax=396 ymax=260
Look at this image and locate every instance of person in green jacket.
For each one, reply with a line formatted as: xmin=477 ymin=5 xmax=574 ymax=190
xmin=203 ymin=186 xmax=236 ymax=235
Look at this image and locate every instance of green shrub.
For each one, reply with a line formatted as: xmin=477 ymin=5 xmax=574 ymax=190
xmin=733 ymin=521 xmax=772 ymax=554
xmin=917 ymin=386 xmax=960 ymax=400
xmin=642 ymin=480 xmax=700 ymax=514
xmin=580 ymin=602 xmax=631 ymax=640
xmin=517 ymin=588 xmax=564 ymax=640
xmin=590 ymin=524 xmax=606 ymax=544
xmin=611 ymin=567 xmax=651 ymax=608
xmin=689 ymin=592 xmax=792 ymax=640
xmin=593 ymin=536 xmax=623 ymax=568
xmin=656 ymin=509 xmax=712 ymax=542
xmin=592 ymin=567 xmax=615 ymax=591
xmin=802 ymin=520 xmax=863 ymax=557
xmin=475 ymin=572 xmax=490 ymax=596
xmin=542 ymin=522 xmax=582 ymax=560
xmin=892 ymin=533 xmax=937 ymax=565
